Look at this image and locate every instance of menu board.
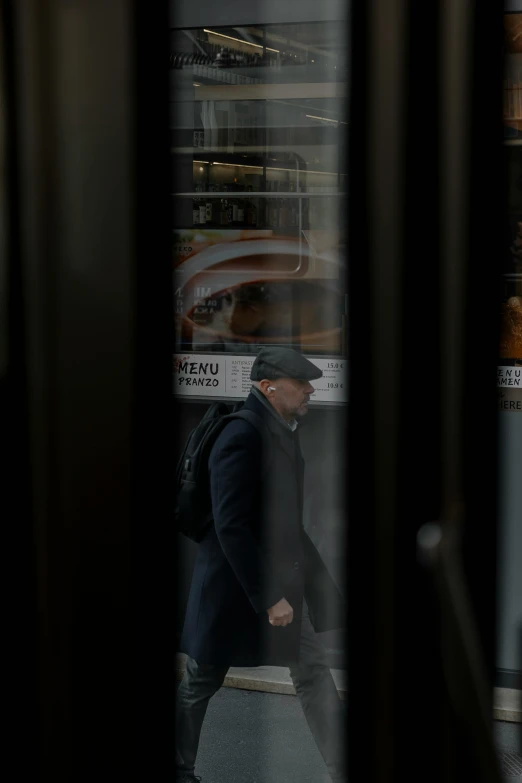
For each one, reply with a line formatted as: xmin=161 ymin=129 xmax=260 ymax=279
xmin=173 ymin=353 xmax=347 ymax=404
xmin=497 ymin=364 xmax=522 ymax=412
xmin=498 ymin=365 xmax=522 ymax=388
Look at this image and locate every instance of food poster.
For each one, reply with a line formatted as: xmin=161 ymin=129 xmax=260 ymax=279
xmin=497 ymin=225 xmax=522 ymax=411
xmin=502 ymin=223 xmax=522 ymax=361
xmin=173 ymin=228 xmax=347 ymax=356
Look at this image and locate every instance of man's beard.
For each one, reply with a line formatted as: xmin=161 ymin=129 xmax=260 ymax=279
xmin=295 ymin=404 xmax=310 ymax=421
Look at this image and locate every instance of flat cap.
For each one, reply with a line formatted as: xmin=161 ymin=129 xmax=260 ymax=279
xmin=250 ymin=347 xmax=323 ymax=381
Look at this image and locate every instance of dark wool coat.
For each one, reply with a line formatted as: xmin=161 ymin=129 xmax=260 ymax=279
xmin=179 ymin=391 xmax=345 ymax=666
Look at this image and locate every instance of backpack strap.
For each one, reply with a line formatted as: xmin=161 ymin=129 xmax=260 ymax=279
xmin=225 ymin=410 xmax=273 ymax=472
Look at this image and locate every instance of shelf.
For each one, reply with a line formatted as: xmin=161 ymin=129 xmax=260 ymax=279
xmin=195 ymin=163 xmax=339 ymax=175
xmin=173 ymin=192 xmax=342 ymax=198
xmin=182 ymin=223 xmax=302 ymax=231
xmin=190 ymin=81 xmax=347 ymax=102
xmin=192 ymin=63 xmax=261 ymax=87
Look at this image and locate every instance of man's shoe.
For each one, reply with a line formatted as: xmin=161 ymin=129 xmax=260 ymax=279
xmin=176 ymin=775 xmax=201 ymax=782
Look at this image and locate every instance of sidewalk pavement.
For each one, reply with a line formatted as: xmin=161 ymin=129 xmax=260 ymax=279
xmin=195 ymin=686 xmax=334 ymax=783
xmin=176 ymin=654 xmax=520 ymax=722
xmin=181 ymin=676 xmax=522 ymax=783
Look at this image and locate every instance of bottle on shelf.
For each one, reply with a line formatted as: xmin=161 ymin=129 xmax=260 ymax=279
xmin=289 ymin=200 xmax=298 ymax=227
xmin=219 ymin=198 xmax=229 ymax=226
xmin=268 ymin=200 xmax=279 ymax=228
xmin=301 ymin=198 xmax=309 ymax=229
xmin=214 ymin=47 xmax=233 ymax=68
xmin=280 ymin=198 xmax=288 ymax=227
xmin=247 ymin=200 xmax=257 ymax=227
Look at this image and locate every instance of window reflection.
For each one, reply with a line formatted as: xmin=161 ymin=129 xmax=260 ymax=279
xmin=497 ymin=10 xmax=522 ymax=716
xmin=171 ymin=21 xmax=347 ymax=359
xmin=173 ymin=19 xmax=349 ymax=781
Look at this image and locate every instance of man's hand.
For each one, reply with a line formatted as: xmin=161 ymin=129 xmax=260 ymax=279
xmin=267 ymin=598 xmax=293 ymax=627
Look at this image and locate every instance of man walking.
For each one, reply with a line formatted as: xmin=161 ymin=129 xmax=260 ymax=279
xmin=176 ymin=347 xmax=347 ymax=782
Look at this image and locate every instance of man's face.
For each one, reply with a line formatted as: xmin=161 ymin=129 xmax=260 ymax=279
xmin=270 ymin=377 xmax=315 ymax=420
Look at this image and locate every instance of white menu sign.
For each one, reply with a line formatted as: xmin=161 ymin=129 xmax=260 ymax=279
xmin=497 ymin=366 xmax=522 ymax=388
xmin=497 ymin=366 xmax=522 ymax=412
xmin=173 ymin=354 xmax=347 ymax=404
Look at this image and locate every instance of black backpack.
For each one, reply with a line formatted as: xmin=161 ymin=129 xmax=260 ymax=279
xmin=175 ymin=402 xmax=271 ymax=543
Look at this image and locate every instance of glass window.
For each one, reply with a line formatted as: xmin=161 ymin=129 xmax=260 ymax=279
xmin=171 ymin=23 xmax=348 ymax=370
xmin=497 ymin=9 xmax=522 ymax=696
xmin=172 ymin=18 xmax=349 ymax=780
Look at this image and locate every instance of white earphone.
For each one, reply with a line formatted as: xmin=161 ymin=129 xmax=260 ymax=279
xmin=268 ymin=386 xmax=276 ymax=392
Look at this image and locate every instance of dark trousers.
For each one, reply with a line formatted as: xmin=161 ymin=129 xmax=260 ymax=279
xmin=176 ymin=602 xmax=347 ymax=782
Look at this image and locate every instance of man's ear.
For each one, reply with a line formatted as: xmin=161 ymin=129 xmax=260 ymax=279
xmin=258 ymin=379 xmax=273 ymax=396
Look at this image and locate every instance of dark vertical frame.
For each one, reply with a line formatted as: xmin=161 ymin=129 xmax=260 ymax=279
xmin=462 ymin=1 xmax=504 ymax=684
xmin=9 ymin=0 xmax=171 ymax=779
xmin=348 ymin=1 xmax=504 ymax=781
xmin=348 ymin=0 xmax=410 ymax=776
xmin=0 ymin=0 xmax=39 ymax=776
xmin=132 ymin=0 xmax=173 ymax=778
